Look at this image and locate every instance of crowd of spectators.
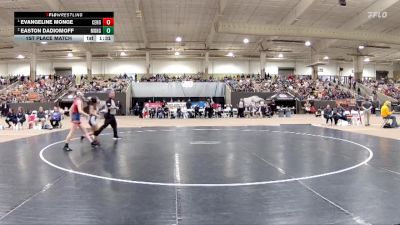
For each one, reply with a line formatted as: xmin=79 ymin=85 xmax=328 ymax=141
xmin=361 ymin=79 xmax=400 ymax=101
xmin=0 ymin=74 xmax=131 ymax=104
xmin=0 ymin=76 xmax=20 ymax=86
xmin=225 ymin=74 xmax=354 ymax=100
xmin=1 ymin=104 xmax=64 ymax=130
xmin=131 ymin=97 xmax=281 ymax=119
xmin=81 ymin=75 xmax=131 ymax=93
xmin=0 ymin=75 xmax=74 ymax=103
xmin=140 ymin=73 xmax=217 ymax=82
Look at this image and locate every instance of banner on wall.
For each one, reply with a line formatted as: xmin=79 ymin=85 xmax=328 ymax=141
xmin=335 ymin=98 xmax=356 ymax=106
xmin=131 ymin=82 xmax=225 ymax=97
xmin=166 ymin=102 xmax=186 ymax=109
xmin=145 ymin=102 xmax=163 ymax=108
xmin=191 ymin=101 xmax=206 ymax=108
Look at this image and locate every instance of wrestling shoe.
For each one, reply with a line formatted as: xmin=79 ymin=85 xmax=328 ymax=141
xmin=91 ymin=141 xmax=99 ymax=148
xmin=63 ymin=145 xmax=72 ymax=151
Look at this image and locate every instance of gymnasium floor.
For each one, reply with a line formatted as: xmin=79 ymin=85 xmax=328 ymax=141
xmin=0 ymin=116 xmax=399 ymax=224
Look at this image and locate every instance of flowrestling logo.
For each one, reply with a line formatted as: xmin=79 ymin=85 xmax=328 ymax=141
xmin=368 ymin=11 xmax=388 ymax=19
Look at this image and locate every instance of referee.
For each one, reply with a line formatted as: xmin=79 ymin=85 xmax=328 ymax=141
xmin=94 ymin=90 xmax=121 ymax=140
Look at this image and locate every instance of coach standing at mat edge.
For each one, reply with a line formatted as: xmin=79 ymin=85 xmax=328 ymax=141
xmin=94 ymin=90 xmax=121 ymax=140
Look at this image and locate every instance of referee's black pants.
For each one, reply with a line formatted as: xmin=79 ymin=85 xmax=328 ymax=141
xmin=94 ymin=114 xmax=118 ymax=138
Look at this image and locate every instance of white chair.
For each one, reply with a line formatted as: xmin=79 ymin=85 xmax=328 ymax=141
xmin=350 ymin=110 xmax=362 ymax=126
xmin=232 ymin=108 xmax=238 ymax=117
xmin=182 ymin=107 xmax=188 ymax=119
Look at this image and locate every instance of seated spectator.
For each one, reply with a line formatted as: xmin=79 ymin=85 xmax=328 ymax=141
xmin=304 ymin=101 xmax=312 ymax=113
xmin=27 ymin=112 xmax=36 ymax=129
xmin=182 ymin=106 xmax=188 ymax=119
xmin=157 ymin=107 xmax=165 ymax=118
xmin=50 ymin=106 xmax=62 ymax=128
xmin=310 ymin=106 xmax=320 ymax=117
xmin=333 ymin=104 xmax=348 ymax=125
xmin=5 ymin=108 xmax=17 ymax=128
xmin=16 ymin=107 xmax=26 ymax=128
xmin=381 ymin=101 xmax=398 ymax=128
xmin=323 ymin=105 xmax=333 ymax=125
xmin=35 ymin=107 xmax=47 ymax=128
xmin=142 ymin=106 xmax=149 ymax=118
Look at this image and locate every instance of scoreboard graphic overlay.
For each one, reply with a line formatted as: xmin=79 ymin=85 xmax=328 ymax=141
xmin=14 ymin=12 xmax=114 ymax=42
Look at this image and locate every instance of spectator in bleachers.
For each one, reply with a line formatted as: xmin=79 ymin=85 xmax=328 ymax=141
xmin=225 ymin=75 xmax=354 ymax=100
xmin=140 ymin=73 xmax=212 ymax=82
xmin=0 ymin=75 xmax=74 ymax=103
xmin=81 ymin=76 xmax=130 ymax=93
xmin=362 ymin=79 xmax=400 ymax=100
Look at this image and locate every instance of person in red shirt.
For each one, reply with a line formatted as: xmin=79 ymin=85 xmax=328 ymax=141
xmin=63 ymin=91 xmax=97 ymax=151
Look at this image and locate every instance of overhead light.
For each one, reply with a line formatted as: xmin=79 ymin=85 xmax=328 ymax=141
xmin=358 ymin=45 xmax=365 ymax=49
xmin=323 ymin=56 xmax=329 ymax=60
xmin=175 ymin=36 xmax=182 ymax=42
xmin=174 ymin=51 xmax=180 ymax=56
xmin=16 ymin=54 xmax=25 ymax=59
xmin=227 ymin=52 xmax=234 ymax=57
xmin=243 ymin=38 xmax=249 ymax=44
xmin=40 ymin=41 xmax=47 ymax=45
xmin=305 ymin=41 xmax=311 ymax=46
xmin=67 ymin=52 xmax=73 ymax=57
xmin=278 ymin=53 xmax=283 ymax=58
xmin=364 ymin=57 xmax=370 ymax=62
xmin=120 ymin=51 xmax=127 ymax=56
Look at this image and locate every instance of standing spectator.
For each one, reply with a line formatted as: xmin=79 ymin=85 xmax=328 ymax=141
xmin=132 ymin=103 xmax=140 ymax=116
xmin=1 ymin=101 xmax=9 ymax=117
xmin=323 ymin=105 xmax=333 ymax=125
xmin=116 ymin=100 xmax=122 ymax=115
xmin=362 ymin=98 xmax=372 ymax=126
xmin=238 ymin=98 xmax=245 ymax=118
xmin=194 ymin=104 xmax=200 ymax=118
xmin=186 ymin=99 xmax=192 ymax=109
